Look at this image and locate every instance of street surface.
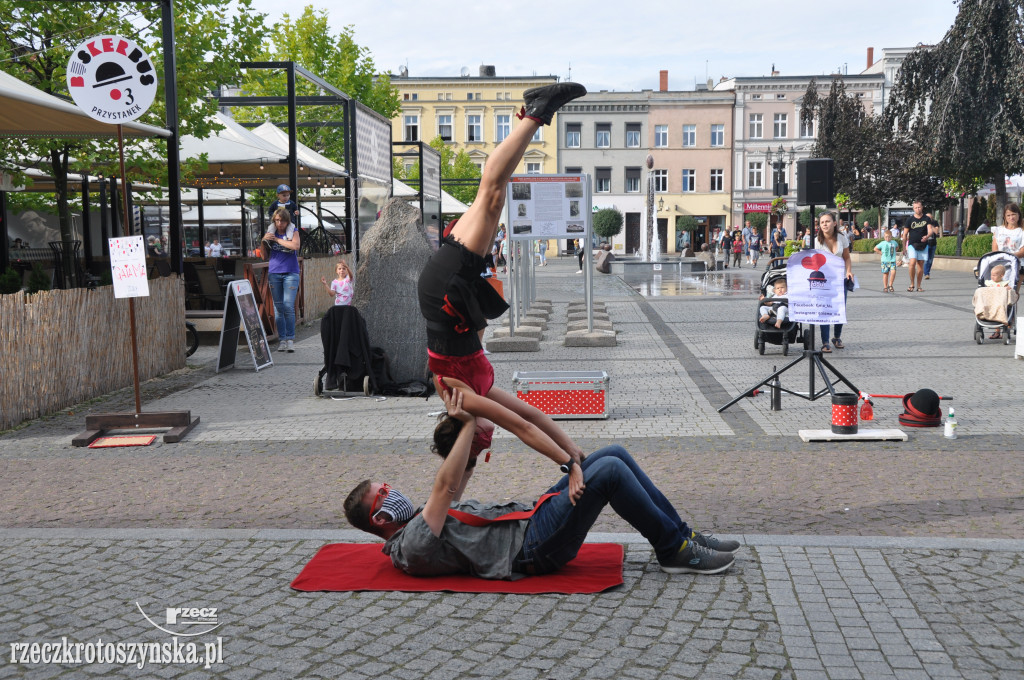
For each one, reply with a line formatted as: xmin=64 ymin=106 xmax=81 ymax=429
xmin=1 ymin=255 xmax=1021 ymax=678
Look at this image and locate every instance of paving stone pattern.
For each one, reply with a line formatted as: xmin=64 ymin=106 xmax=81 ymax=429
xmin=1 ymin=256 xmax=1022 ymax=678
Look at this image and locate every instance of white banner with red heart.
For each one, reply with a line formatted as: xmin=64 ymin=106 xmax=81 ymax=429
xmin=785 ymin=249 xmax=847 ymax=325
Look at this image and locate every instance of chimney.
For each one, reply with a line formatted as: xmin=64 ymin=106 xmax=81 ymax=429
xmin=479 ymin=65 xmax=496 ymax=77
xmin=867 ymin=47 xmax=875 ymax=69
xmin=659 ymin=70 xmax=668 ymax=92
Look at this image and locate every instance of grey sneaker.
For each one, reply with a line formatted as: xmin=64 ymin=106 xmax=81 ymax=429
xmin=690 ymin=529 xmax=741 ymax=555
xmin=276 ymin=341 xmax=288 ymax=352
xmin=286 ymin=339 xmax=295 ymax=353
xmin=659 ymin=539 xmax=734 ymax=575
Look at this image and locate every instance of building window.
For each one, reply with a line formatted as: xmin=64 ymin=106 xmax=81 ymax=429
xmin=532 ymin=127 xmax=542 ymax=142
xmin=403 ymin=114 xmax=419 ymax=142
xmin=710 ymin=168 xmax=724 ymax=192
xmin=748 ymin=161 xmax=763 ymax=189
xmin=526 ymin=162 xmax=541 ymax=174
xmin=467 ymin=114 xmax=482 ymax=142
xmin=496 ymin=114 xmax=510 ymax=142
xmin=565 ymin=166 xmax=582 ymax=175
xmin=595 ymin=167 xmax=611 ymax=193
xmin=752 ymin=94 xmax=762 ymax=100
xmin=711 ymin=124 xmax=725 ymax=147
xmin=595 ymin=123 xmax=611 ymax=148
xmin=681 ymin=169 xmax=695 ymax=192
xmin=749 ymin=114 xmax=763 ymax=139
xmin=626 ymin=123 xmax=641 ymax=148
xmin=682 ymin=124 xmax=696 ymax=147
xmin=468 ymin=92 xmax=482 ymax=100
xmin=774 ymin=113 xmax=788 ymax=138
xmin=776 ymin=94 xmax=786 ymax=100
xmin=403 ymin=93 xmax=417 ymax=101
xmin=800 ymin=117 xmax=815 ymax=138
xmin=653 ymin=169 xmax=667 ymax=192
xmin=625 ymin=167 xmax=641 ymax=193
xmin=565 ymin=123 xmax=581 ymax=148
xmin=404 ymin=162 xmax=415 ymax=174
xmin=437 ymin=93 xmax=445 ymax=100
xmin=437 ymin=114 xmax=453 ymax=142
xmin=655 ymin=124 xmax=668 ymax=148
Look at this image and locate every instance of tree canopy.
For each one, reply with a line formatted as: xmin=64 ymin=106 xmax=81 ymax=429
xmin=0 ymin=0 xmax=266 ymax=238
xmin=234 ymin=6 xmax=400 ymax=164
xmin=885 ymin=0 xmax=1024 ymax=216
xmin=593 ymin=208 xmax=623 ymax=241
xmin=394 ymin=136 xmax=481 ymax=206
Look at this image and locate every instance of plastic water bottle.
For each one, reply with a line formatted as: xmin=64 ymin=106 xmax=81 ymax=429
xmin=944 ymin=407 xmax=957 ymax=439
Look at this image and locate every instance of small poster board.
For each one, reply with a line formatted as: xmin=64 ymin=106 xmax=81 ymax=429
xmin=785 ymin=249 xmax=847 ymax=325
xmin=216 ymin=279 xmax=273 ymax=373
xmin=506 ymin=174 xmax=591 ymax=240
xmin=108 ymin=235 xmax=149 ymax=298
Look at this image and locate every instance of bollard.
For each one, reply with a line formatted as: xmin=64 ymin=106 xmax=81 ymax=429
xmin=831 ymin=392 xmax=858 ymax=434
xmin=770 ymin=370 xmax=782 ymax=411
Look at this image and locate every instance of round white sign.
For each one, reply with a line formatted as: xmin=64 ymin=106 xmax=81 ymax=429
xmin=66 ymin=35 xmax=157 ymax=123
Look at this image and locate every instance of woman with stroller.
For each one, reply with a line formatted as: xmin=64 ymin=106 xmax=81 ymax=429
xmin=992 ymin=202 xmax=1024 ymax=272
xmin=814 ymin=211 xmax=854 ymax=352
xmin=417 ymin=82 xmax=589 ymax=498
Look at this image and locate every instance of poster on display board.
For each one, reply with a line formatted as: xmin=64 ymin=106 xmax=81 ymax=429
xmin=785 ymin=249 xmax=847 ymax=325
xmin=505 ymin=174 xmax=591 ymax=240
xmin=108 ymin=235 xmax=149 ymax=298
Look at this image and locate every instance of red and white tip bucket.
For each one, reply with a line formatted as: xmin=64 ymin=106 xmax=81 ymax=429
xmin=831 ymin=392 xmax=858 ymax=435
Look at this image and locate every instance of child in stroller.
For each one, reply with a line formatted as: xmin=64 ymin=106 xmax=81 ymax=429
xmin=971 ymin=251 xmax=1020 ymax=344
xmin=755 ymin=268 xmax=801 ymax=355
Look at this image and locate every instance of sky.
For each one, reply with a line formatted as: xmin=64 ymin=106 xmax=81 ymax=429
xmin=247 ymin=0 xmax=961 ymax=92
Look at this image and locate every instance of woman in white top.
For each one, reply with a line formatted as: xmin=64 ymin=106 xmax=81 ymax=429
xmin=814 ymin=211 xmax=854 ymax=352
xmin=991 ymin=202 xmax=1024 ymax=260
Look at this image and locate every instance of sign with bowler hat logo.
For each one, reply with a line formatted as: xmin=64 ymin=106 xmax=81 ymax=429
xmin=66 ymin=35 xmax=157 ymax=123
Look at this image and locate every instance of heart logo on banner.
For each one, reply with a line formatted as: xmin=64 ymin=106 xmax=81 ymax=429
xmin=801 ymin=253 xmax=827 ymax=271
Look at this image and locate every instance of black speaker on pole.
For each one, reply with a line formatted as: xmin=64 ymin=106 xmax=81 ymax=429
xmin=797 ymin=158 xmax=835 ymax=206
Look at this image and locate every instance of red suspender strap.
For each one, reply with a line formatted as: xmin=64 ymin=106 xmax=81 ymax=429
xmin=446 ymin=492 xmax=560 ymax=527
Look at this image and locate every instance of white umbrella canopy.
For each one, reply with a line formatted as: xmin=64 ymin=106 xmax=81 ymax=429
xmin=0 ymin=69 xmax=169 ymax=139
xmin=250 ymin=122 xmax=347 ymax=178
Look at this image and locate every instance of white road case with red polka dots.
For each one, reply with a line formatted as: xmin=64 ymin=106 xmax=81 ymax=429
xmin=512 ymin=371 xmax=609 ymax=419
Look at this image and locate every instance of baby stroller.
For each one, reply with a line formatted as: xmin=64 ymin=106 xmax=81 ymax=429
xmin=755 ymin=258 xmax=802 ymax=356
xmin=971 ymin=251 xmax=1020 ymax=345
xmin=315 ymin=305 xmax=378 ymax=396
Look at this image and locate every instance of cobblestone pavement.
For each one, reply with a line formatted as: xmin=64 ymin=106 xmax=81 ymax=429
xmin=1 ymin=256 xmax=1022 ymax=678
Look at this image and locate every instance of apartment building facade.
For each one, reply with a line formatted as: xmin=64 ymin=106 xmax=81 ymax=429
xmin=388 ymin=67 xmax=559 ymax=177
xmin=717 ymin=73 xmax=885 ymax=240
xmin=557 ymin=91 xmax=650 ymax=255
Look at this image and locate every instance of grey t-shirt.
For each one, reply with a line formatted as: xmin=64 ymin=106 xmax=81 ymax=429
xmin=382 ymin=499 xmax=532 ymax=580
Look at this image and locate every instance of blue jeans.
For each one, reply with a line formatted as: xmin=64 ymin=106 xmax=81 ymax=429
xmin=269 ymin=272 xmax=299 ymax=340
xmin=819 ymin=286 xmax=848 ymax=345
xmin=923 ymin=243 xmax=936 ymax=275
xmin=515 ymin=446 xmax=688 ymax=573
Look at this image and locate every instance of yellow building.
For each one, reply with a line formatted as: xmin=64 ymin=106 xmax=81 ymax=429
xmin=389 ymin=66 xmax=559 ymax=176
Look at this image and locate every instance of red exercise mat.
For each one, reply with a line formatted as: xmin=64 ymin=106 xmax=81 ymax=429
xmin=88 ymin=435 xmax=157 ymax=448
xmin=290 ymin=542 xmax=624 ymax=594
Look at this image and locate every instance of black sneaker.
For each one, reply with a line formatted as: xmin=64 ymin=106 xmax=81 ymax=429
xmin=519 ymin=82 xmax=587 ymax=125
xmin=658 ymin=539 xmax=734 ymax=575
xmin=689 ymin=529 xmax=741 ymax=555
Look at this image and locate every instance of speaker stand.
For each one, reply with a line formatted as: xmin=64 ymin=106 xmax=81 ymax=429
xmin=719 ymin=329 xmax=860 ymax=412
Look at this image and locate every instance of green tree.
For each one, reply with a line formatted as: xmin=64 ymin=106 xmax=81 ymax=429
xmin=0 ymin=1 xmax=266 ymax=240
xmin=396 ymin=136 xmax=481 ymax=206
xmin=885 ymin=0 xmax=1024 ymax=219
xmin=744 ymin=213 xmax=768 ymax=230
xmin=235 ymin=6 xmax=400 ymax=163
xmin=593 ymin=208 xmax=623 ymax=243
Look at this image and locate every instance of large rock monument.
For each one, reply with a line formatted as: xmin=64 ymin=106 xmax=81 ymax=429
xmin=352 ymin=198 xmax=433 ymax=382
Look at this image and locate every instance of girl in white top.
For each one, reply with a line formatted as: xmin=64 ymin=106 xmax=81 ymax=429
xmin=992 ymin=202 xmax=1024 ymax=259
xmin=813 ymin=211 xmax=854 ymax=352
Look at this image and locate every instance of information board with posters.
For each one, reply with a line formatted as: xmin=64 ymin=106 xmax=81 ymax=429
xmin=785 ymin=249 xmax=847 ymax=325
xmin=108 ymin=235 xmax=149 ymax=298
xmin=505 ymin=174 xmax=591 ymax=240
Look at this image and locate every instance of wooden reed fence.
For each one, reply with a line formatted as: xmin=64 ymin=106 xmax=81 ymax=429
xmin=0 ymin=277 xmax=185 ymax=431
